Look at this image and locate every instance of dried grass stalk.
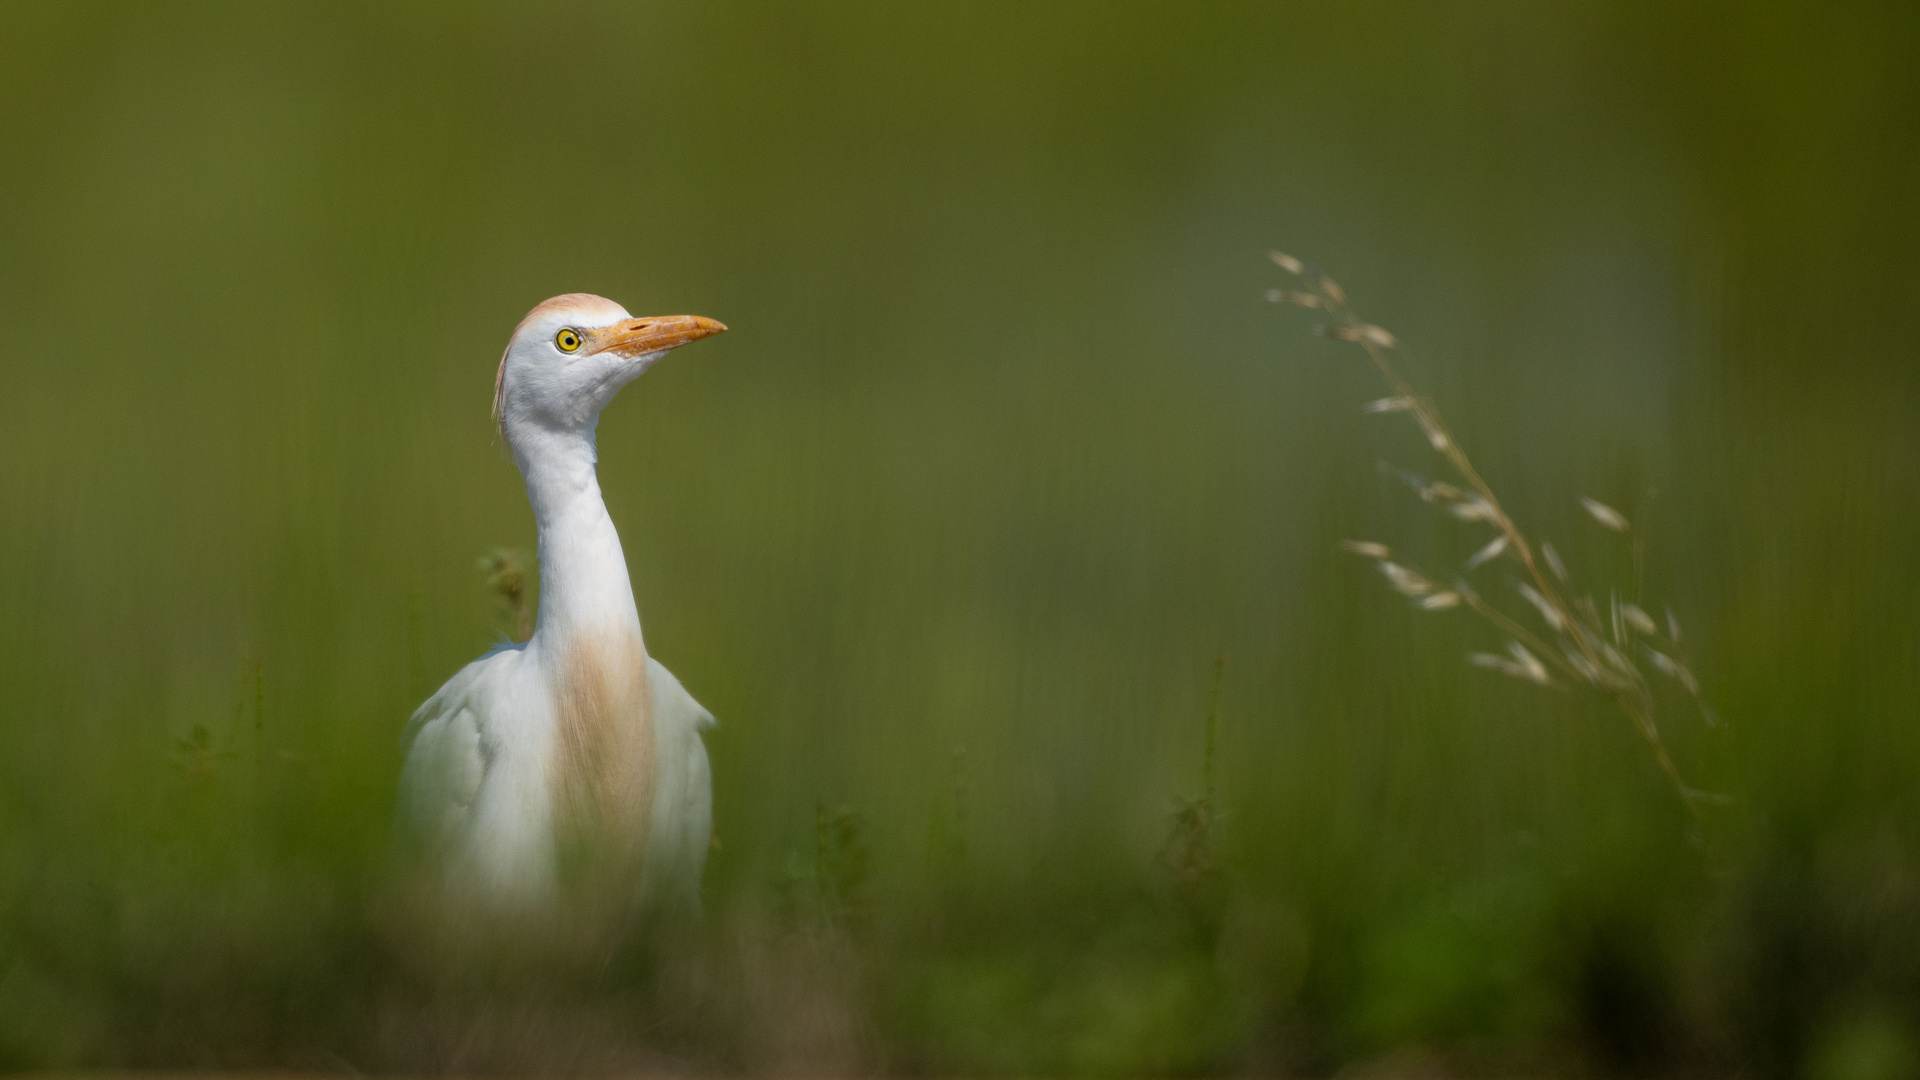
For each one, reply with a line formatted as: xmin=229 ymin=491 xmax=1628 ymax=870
xmin=1271 ymin=256 xmax=1717 ymax=814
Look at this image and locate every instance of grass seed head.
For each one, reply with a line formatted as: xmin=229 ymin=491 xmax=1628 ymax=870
xmin=1507 ymin=641 xmax=1550 ymax=684
xmin=1379 ymin=561 xmax=1435 ymax=596
xmin=1470 ymin=643 xmax=1549 ymax=685
xmin=1516 ymin=581 xmax=1566 ymax=632
xmin=1542 ymin=541 xmax=1569 ymax=582
xmin=1642 ymin=646 xmax=1701 ymax=695
xmin=1465 ymin=534 xmax=1509 ymax=569
xmin=1449 ymin=497 xmax=1494 ymax=522
xmin=1386 ymin=465 xmax=1465 ymax=504
xmin=1273 ymin=252 xmax=1713 ymax=814
xmin=1470 ymin=652 xmax=1511 ymax=674
xmin=1267 ymin=288 xmax=1321 ymax=307
xmin=1580 ymin=496 xmax=1631 ymax=532
xmin=1622 ymin=603 xmax=1657 ymax=636
xmin=1562 ymin=643 xmax=1603 ymax=684
xmin=1598 ymin=639 xmax=1638 ymax=680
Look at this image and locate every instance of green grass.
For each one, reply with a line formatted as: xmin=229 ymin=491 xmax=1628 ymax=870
xmin=1 ymin=0 xmax=1918 ymax=1075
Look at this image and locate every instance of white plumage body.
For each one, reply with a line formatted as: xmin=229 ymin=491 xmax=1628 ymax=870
xmin=395 ymin=294 xmax=724 ymax=910
xmin=398 ymin=645 xmax=715 ymax=909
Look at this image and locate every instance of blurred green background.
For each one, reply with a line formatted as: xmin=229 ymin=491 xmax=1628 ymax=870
xmin=1 ymin=0 xmax=1917 ymax=1075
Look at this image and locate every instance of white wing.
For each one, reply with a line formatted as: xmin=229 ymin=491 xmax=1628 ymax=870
xmin=396 ymin=698 xmax=484 ymax=853
xmin=640 ymin=655 xmax=716 ymax=914
xmin=397 ymin=656 xmax=490 ymax=854
xmin=395 ymin=643 xmax=551 ymax=897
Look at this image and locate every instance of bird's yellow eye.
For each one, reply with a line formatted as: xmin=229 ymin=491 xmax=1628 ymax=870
xmin=555 ymin=328 xmax=582 ymax=353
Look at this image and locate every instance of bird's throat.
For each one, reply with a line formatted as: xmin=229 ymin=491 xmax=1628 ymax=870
xmin=515 ymin=427 xmax=646 ymax=643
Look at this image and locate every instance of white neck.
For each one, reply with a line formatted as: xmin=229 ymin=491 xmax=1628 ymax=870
xmin=511 ymin=422 xmax=644 ymax=649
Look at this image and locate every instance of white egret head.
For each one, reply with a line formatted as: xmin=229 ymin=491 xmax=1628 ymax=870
xmin=494 ymin=293 xmax=726 ymax=448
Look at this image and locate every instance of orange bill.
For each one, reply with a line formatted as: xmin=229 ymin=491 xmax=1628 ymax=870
xmin=586 ymin=315 xmax=727 ymax=357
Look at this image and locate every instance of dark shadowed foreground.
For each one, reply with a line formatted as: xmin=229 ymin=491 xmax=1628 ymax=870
xmin=1 ymin=0 xmax=1918 ymax=1076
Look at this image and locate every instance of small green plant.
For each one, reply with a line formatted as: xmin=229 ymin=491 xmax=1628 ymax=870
xmin=816 ymin=802 xmax=871 ymax=932
xmin=773 ymin=803 xmax=872 ymax=932
xmin=477 ymin=547 xmax=533 ymax=642
xmin=928 ymin=743 xmax=971 ymax=882
xmin=1160 ymin=659 xmax=1226 ymax=936
xmin=170 ymin=723 xmax=232 ymax=784
xmin=1267 ymin=252 xmax=1716 ymax=813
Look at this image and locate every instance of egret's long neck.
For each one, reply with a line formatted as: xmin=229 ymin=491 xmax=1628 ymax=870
xmin=512 ymin=424 xmax=644 ymax=647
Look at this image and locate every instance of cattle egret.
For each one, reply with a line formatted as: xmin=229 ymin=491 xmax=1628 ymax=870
xmin=397 ymin=294 xmax=725 ymax=912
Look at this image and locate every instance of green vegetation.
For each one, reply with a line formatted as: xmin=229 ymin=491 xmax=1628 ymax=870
xmin=1 ymin=0 xmax=1916 ymax=1075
